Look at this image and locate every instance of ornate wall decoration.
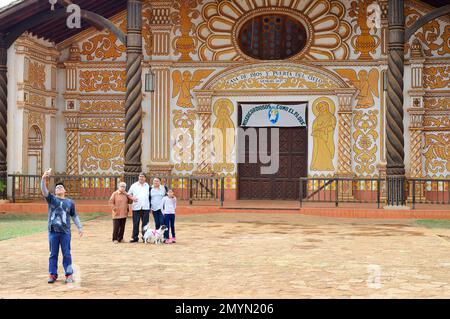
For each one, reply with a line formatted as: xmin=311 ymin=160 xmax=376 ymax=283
xmin=27 ymin=94 xmax=46 ymax=107
xmin=409 ymin=129 xmax=423 ymax=178
xmin=424 ymin=133 xmax=450 ymax=177
xmin=196 ymin=0 xmax=351 ymax=61
xmin=423 ymin=116 xmax=450 ymax=129
xmin=172 ymin=69 xmax=214 ymax=107
xmin=28 ymin=112 xmax=45 ymax=136
xmin=79 ymin=70 xmax=127 ymax=92
xmin=405 ymin=5 xmax=450 ymax=57
xmin=310 ymin=98 xmax=337 ymax=172
xmin=211 ymin=66 xmax=341 ymax=91
xmin=424 ymin=97 xmax=450 ymax=110
xmin=143 ymin=8 xmax=154 ymax=56
xmin=79 ymin=118 xmax=125 ymax=130
xmin=353 ymin=110 xmax=379 ymax=175
xmin=80 ymin=19 xmax=127 ymax=61
xmin=27 ymin=61 xmax=46 ymax=90
xmin=171 ymin=0 xmax=202 ymax=61
xmin=349 ymin=0 xmax=380 ymax=60
xmin=335 ymin=69 xmax=379 ymax=108
xmin=423 ymin=67 xmax=450 ymax=89
xmin=79 ymin=101 xmax=125 ymax=113
xmin=212 ymin=98 xmax=235 ymax=173
xmin=66 ymin=131 xmax=79 ymax=175
xmin=172 ymin=110 xmax=196 ymax=172
xmin=79 ymin=133 xmax=124 ymax=173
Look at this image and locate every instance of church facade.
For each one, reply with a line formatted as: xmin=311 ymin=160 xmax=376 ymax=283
xmin=4 ymin=0 xmax=450 ymax=200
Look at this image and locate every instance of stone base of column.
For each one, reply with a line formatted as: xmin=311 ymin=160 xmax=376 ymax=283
xmin=386 ymin=175 xmax=407 ymax=206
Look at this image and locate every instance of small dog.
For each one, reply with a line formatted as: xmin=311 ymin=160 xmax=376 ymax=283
xmin=143 ymin=224 xmax=167 ymax=244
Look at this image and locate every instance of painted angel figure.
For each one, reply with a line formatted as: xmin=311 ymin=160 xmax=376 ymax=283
xmin=336 ymin=69 xmax=379 ymax=109
xmin=172 ymin=70 xmax=213 ymax=108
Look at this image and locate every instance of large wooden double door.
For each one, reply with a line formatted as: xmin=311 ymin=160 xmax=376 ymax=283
xmin=238 ymin=126 xmax=308 ymax=200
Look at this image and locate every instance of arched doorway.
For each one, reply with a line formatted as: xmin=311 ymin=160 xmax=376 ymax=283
xmin=27 ymin=125 xmax=43 ymax=175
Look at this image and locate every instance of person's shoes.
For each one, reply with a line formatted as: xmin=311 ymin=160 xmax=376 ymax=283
xmin=113 ymin=240 xmax=119 ymax=244
xmin=171 ymin=237 xmax=176 ymax=243
xmin=48 ymin=274 xmax=57 ymax=284
xmin=129 ymin=238 xmax=138 ymax=243
xmin=65 ymin=275 xmax=74 ymax=284
xmin=164 ymin=239 xmax=171 ymax=244
xmin=141 ymin=238 xmax=145 ymax=243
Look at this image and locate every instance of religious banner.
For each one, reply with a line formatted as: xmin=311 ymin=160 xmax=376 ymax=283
xmin=240 ymin=103 xmax=307 ymax=127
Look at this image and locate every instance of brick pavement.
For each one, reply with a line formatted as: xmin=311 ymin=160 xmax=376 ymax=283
xmin=1 ymin=213 xmax=450 ymax=298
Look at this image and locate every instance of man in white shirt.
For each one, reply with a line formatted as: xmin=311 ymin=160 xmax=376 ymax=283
xmin=128 ymin=172 xmax=150 ymax=243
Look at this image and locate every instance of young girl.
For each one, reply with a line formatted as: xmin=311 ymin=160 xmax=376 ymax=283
xmin=161 ymin=189 xmax=177 ymax=243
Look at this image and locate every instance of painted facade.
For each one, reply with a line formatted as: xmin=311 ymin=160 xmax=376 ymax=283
xmin=5 ymin=0 xmax=450 ymax=199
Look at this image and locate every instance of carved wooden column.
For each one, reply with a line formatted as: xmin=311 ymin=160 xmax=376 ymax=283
xmin=124 ymin=0 xmax=143 ymax=174
xmin=385 ymin=0 xmax=406 ymax=206
xmin=0 ymin=34 xmax=7 ymax=198
xmin=195 ymin=91 xmax=213 ymax=175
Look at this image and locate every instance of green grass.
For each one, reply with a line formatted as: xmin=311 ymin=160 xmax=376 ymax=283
xmin=416 ymin=219 xmax=450 ymax=229
xmin=0 ymin=212 xmax=107 ymax=241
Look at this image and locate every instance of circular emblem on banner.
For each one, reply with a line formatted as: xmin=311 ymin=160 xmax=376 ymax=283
xmin=268 ymin=108 xmax=280 ymax=124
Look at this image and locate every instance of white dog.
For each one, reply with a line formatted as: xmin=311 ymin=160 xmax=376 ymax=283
xmin=143 ymin=224 xmax=167 ymax=244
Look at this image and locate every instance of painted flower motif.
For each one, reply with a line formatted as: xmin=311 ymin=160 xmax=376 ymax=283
xmin=196 ymin=0 xmax=351 ymax=61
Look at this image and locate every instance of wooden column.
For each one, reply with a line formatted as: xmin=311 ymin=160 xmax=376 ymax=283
xmin=124 ymin=0 xmax=143 ymax=174
xmin=385 ymin=0 xmax=406 ymax=206
xmin=0 ymin=34 xmax=7 ymax=198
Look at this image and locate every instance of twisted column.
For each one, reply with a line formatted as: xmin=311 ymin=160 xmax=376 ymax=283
xmin=385 ymin=0 xmax=406 ymax=206
xmin=0 ymin=34 xmax=7 ymax=198
xmin=124 ymin=0 xmax=143 ymax=174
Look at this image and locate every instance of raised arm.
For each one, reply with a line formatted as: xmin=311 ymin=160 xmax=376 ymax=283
xmin=41 ymin=168 xmax=52 ymax=197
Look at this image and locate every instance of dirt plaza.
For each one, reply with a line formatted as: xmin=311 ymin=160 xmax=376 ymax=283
xmin=1 ymin=213 xmax=450 ymax=299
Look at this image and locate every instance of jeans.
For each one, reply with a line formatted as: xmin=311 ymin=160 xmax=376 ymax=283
xmin=48 ymin=231 xmax=72 ymax=276
xmin=112 ymin=218 xmax=127 ymax=241
xmin=132 ymin=210 xmax=150 ymax=241
xmin=152 ymin=209 xmax=165 ymax=230
xmin=164 ymin=214 xmax=176 ymax=240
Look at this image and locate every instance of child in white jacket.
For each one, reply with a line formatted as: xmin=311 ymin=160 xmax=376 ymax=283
xmin=162 ymin=189 xmax=177 ymax=243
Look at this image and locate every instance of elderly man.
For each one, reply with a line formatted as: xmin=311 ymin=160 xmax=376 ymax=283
xmin=128 ymin=172 xmax=150 ymax=243
xmin=109 ymin=182 xmax=131 ymax=244
xmin=41 ymin=168 xmax=83 ymax=284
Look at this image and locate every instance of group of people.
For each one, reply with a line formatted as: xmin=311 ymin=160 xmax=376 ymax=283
xmin=108 ymin=172 xmax=177 ymax=244
xmin=41 ymin=169 xmax=177 ymax=284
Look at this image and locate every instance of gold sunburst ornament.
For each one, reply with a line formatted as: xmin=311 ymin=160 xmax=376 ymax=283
xmin=197 ymin=0 xmax=351 ymax=61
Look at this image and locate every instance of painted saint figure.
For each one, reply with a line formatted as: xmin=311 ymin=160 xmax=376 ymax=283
xmin=310 ymin=99 xmax=337 ymax=171
xmin=212 ymin=99 xmax=235 ymax=172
